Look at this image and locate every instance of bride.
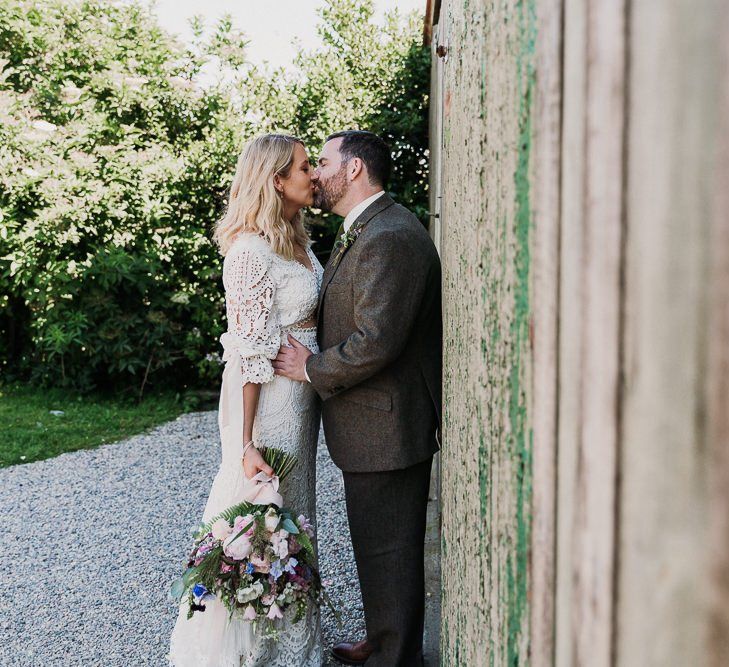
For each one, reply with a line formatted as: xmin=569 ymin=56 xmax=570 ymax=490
xmin=168 ymin=134 xmax=324 ymax=666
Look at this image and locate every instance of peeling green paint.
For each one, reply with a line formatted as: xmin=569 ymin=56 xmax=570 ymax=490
xmin=505 ymin=0 xmax=535 ymax=663
xmin=438 ymin=0 xmax=536 ymax=663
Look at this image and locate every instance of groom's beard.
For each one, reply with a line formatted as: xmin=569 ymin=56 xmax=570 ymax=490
xmin=313 ymin=166 xmax=348 ymax=212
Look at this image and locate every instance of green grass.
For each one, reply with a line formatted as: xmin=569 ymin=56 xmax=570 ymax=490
xmin=0 ymin=383 xmax=192 ymax=468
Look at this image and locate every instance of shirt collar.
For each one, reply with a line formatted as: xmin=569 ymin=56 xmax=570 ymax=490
xmin=342 ymin=190 xmax=385 ymax=232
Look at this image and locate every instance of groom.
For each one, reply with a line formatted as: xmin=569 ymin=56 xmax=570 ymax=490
xmin=273 ymin=130 xmax=441 ymax=666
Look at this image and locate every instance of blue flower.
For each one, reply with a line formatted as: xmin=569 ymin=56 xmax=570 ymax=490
xmin=269 ymin=559 xmax=283 ymax=580
xmin=245 ymin=562 xmax=255 ymax=575
xmin=192 ymin=583 xmax=208 ymax=599
xmin=284 ymin=557 xmax=298 ymax=574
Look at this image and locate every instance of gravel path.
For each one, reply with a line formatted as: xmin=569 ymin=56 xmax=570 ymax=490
xmin=0 ymin=411 xmax=364 ymax=666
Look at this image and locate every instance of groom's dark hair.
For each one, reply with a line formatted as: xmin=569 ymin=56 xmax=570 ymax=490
xmin=326 ymin=130 xmax=392 ymax=188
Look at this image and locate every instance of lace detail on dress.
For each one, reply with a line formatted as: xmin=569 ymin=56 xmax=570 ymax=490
xmin=220 ymin=237 xmax=281 ymax=385
xmin=168 ymin=234 xmax=325 ymax=667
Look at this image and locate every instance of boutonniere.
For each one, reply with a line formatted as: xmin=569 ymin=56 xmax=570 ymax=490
xmin=331 ymin=225 xmax=363 ymax=268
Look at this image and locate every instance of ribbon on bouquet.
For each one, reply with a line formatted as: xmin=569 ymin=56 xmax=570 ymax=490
xmin=241 ymin=471 xmax=283 ymax=507
xmin=218 ymin=332 xmax=264 ymax=466
xmin=201 ymin=333 xmax=284 ymax=523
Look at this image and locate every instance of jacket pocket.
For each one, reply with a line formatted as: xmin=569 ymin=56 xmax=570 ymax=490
xmin=340 ymin=386 xmax=392 ymax=412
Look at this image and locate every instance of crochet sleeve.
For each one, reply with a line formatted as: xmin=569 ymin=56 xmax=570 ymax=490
xmin=221 ymin=245 xmax=280 ymax=384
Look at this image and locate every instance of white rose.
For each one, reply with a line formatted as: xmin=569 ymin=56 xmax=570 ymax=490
xmin=264 ymin=507 xmax=280 ymax=532
xmin=211 ymin=518 xmax=232 ymax=541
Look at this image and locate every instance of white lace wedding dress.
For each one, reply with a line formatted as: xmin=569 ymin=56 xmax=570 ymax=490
xmin=168 ymin=232 xmax=324 ymax=667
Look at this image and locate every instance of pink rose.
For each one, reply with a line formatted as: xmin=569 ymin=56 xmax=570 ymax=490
xmin=233 ymin=514 xmax=256 ymax=538
xmin=223 ymin=533 xmax=252 ymax=560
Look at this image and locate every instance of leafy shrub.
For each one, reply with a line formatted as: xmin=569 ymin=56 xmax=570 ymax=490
xmin=0 ymin=0 xmax=429 ymax=393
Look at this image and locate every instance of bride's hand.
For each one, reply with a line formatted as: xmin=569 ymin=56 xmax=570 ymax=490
xmin=242 ymin=446 xmax=274 ymax=480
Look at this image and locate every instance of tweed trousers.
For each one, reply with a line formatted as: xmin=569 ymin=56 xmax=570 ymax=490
xmin=342 ymin=457 xmax=433 ymax=667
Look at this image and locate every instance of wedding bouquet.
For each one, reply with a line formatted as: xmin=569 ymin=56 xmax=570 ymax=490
xmin=170 ymin=448 xmax=335 ymax=638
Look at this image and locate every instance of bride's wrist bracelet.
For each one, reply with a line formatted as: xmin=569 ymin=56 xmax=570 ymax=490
xmin=242 ymin=440 xmax=256 ymax=459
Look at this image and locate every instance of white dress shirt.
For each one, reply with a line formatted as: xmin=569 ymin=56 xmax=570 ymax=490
xmin=303 ymin=190 xmax=385 ymax=382
xmin=342 ymin=190 xmax=385 ymax=232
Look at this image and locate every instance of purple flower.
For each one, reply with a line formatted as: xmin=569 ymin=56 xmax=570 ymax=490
xmin=290 ymin=574 xmax=310 ymax=591
xmin=269 ymin=559 xmax=284 ymax=580
xmin=288 ymin=535 xmax=302 ymax=555
xmin=284 ymin=557 xmax=298 ymax=575
xmin=297 ymin=515 xmax=314 ymax=538
xmin=197 ymin=543 xmax=213 ymax=558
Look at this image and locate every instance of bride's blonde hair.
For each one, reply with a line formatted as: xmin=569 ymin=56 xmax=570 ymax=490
xmin=214 ymin=134 xmax=310 ymax=259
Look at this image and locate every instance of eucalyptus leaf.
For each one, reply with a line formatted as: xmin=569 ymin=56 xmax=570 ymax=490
xmin=170 ymin=577 xmax=186 ymax=600
xmin=281 ymin=518 xmax=299 ymax=534
xmin=170 ymin=565 xmax=200 ymax=600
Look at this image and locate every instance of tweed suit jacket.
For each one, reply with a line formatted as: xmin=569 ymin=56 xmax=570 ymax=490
xmin=305 ymin=193 xmax=442 ymax=473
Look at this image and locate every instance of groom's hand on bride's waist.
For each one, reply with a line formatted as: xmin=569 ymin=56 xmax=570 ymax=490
xmin=272 ymin=334 xmax=312 ymax=383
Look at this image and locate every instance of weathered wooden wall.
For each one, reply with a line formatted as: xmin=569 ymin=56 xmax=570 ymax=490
xmin=434 ymin=1 xmax=535 ymax=664
xmin=430 ymin=0 xmax=729 ymax=664
xmin=615 ymin=1 xmax=728 ymax=664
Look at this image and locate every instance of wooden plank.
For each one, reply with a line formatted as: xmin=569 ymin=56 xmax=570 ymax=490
xmin=556 ymin=0 xmax=626 ymax=663
xmin=529 ymin=0 xmax=563 ymax=664
xmin=571 ymin=0 xmax=626 ymax=663
xmin=617 ymin=0 xmax=728 ymax=664
xmin=554 ymin=0 xmax=587 ymax=661
xmin=707 ymin=11 xmax=729 ymax=664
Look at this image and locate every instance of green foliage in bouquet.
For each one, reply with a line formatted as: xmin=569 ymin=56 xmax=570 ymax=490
xmin=194 ymin=500 xmax=316 ymax=563
xmin=257 ymin=446 xmax=297 ymax=484
xmin=192 ymin=447 xmax=311 ymax=556
xmin=0 ymin=0 xmax=429 ymax=393
xmin=169 ymin=449 xmax=335 ymax=635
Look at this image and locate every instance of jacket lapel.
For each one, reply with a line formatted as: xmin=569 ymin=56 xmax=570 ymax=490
xmin=318 ymin=193 xmax=395 ymax=312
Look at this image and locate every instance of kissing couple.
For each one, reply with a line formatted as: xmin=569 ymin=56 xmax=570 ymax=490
xmin=168 ymin=130 xmax=441 ymax=666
